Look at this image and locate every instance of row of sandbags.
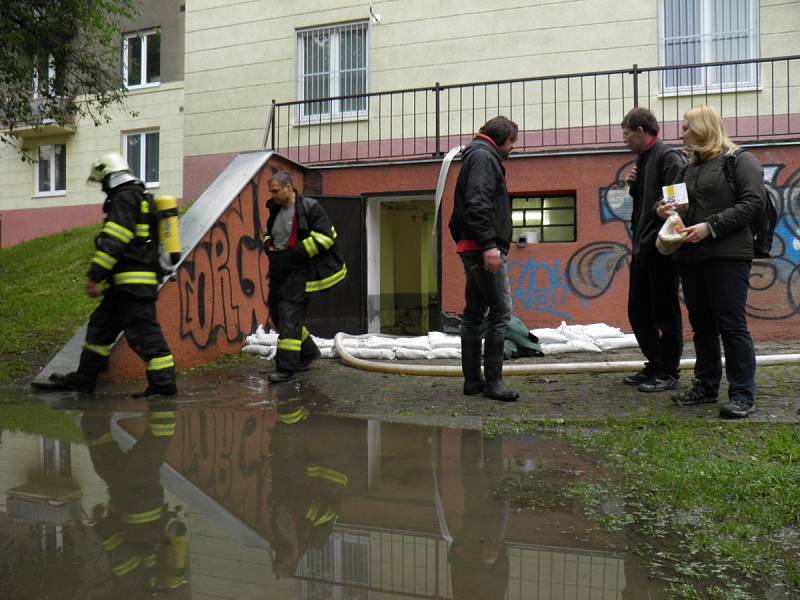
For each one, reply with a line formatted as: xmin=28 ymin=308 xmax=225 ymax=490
xmin=241 ymin=322 xmax=639 ymax=360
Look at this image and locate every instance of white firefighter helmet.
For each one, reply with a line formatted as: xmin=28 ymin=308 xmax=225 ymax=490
xmin=87 ymin=152 xmax=137 ymax=187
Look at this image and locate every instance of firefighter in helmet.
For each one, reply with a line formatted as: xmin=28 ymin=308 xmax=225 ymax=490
xmin=83 ymin=406 xmax=189 ymax=597
xmin=44 ymin=152 xmax=177 ymax=398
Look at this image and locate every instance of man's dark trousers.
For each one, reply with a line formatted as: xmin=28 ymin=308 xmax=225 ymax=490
xmin=627 ymin=251 xmax=683 ymax=379
xmin=78 ymin=293 xmax=176 ymax=392
xmin=459 ymin=251 xmax=512 ymax=385
xmin=269 ymin=265 xmax=320 ymax=373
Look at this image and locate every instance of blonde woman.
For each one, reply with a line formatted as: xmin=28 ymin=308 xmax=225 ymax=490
xmin=656 ymin=105 xmax=764 ymax=418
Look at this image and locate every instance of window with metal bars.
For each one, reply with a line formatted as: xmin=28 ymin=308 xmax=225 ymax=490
xmin=511 ymin=196 xmax=577 ymax=243
xmin=659 ymin=0 xmax=759 ymax=92
xmin=297 ymin=22 xmax=368 ymax=121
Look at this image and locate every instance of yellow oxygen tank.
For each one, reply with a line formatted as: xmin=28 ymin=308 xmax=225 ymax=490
xmin=155 ymin=195 xmax=181 ymax=267
xmin=162 ymin=519 xmax=189 ymax=589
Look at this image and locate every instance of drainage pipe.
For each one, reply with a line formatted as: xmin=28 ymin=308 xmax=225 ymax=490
xmin=333 ymin=333 xmax=800 ymax=377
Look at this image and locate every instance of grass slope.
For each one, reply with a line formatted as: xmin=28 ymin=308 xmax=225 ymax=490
xmin=0 ymin=225 xmax=98 ymax=382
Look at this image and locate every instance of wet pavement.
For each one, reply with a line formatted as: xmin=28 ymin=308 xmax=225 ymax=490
xmin=2 ymin=342 xmax=799 ymax=599
xmin=0 ymin=372 xmax=671 ymax=600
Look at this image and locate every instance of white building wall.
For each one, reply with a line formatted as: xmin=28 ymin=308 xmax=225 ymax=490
xmin=0 ymin=83 xmax=184 ymax=214
xmin=183 ymin=0 xmax=800 ymax=158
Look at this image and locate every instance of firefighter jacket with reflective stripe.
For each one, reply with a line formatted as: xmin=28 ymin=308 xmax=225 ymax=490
xmin=87 ymin=182 xmax=160 ymax=299
xmin=263 ymin=195 xmax=347 ymax=295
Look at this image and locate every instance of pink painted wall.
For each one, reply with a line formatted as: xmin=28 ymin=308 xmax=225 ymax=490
xmin=0 ymin=203 xmax=103 ymax=248
xmin=95 ymin=145 xmax=799 ymax=383
xmin=321 ymin=146 xmax=800 ymax=341
xmin=182 ymin=152 xmax=238 ymax=203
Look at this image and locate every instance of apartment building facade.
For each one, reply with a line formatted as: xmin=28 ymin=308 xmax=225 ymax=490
xmin=4 ymin=1 xmax=800 ymax=355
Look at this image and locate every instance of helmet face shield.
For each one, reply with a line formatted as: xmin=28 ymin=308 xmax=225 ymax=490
xmin=88 ymin=152 xmax=132 ymax=183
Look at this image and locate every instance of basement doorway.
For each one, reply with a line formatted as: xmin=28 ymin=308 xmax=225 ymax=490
xmin=366 ymin=195 xmax=440 ymax=335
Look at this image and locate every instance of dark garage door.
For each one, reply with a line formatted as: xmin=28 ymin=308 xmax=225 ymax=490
xmin=305 ymin=196 xmax=366 ymax=336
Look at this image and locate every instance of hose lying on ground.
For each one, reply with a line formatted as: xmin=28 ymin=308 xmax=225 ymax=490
xmin=333 ymin=332 xmax=800 ymax=377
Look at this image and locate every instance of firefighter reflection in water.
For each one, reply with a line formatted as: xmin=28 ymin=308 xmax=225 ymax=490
xmin=267 ymin=385 xmax=349 ymax=578
xmin=82 ymin=406 xmax=189 ymax=597
xmin=449 ymin=430 xmax=510 ymax=600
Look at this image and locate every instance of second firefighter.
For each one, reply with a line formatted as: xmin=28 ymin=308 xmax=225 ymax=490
xmin=262 ymin=171 xmax=347 ymax=383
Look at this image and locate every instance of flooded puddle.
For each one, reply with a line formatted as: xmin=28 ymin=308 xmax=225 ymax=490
xmin=0 ymin=379 xmax=667 ymax=599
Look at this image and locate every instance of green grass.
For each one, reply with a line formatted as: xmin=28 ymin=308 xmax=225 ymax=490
xmin=486 ymin=418 xmax=800 ymax=599
xmin=0 ymin=225 xmax=98 ymax=383
xmin=0 ymin=404 xmax=82 ymax=442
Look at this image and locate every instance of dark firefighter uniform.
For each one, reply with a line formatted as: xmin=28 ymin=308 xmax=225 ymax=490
xmin=263 ymin=194 xmax=347 ymax=374
xmin=83 ymin=407 xmax=189 ymax=597
xmin=53 ymin=180 xmax=176 ymax=395
xmin=268 ymin=388 xmax=349 ymax=578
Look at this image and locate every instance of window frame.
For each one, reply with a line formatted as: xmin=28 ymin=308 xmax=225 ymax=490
xmin=122 ymin=129 xmax=160 ymax=188
xmin=295 ymin=21 xmax=370 ymax=125
xmin=657 ymin=0 xmax=760 ymax=95
xmin=32 ymin=54 xmax=56 ymax=100
xmin=123 ymin=29 xmax=161 ymax=90
xmin=34 ymin=143 xmax=67 ymax=197
xmin=511 ymin=195 xmax=577 ymax=244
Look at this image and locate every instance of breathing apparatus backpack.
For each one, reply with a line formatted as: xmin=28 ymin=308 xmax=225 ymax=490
xmin=145 ymin=193 xmax=182 ymax=277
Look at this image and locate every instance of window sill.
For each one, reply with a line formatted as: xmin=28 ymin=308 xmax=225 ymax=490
xmin=126 ymin=82 xmax=161 ymax=92
xmin=32 ymin=191 xmax=66 ymax=199
xmin=293 ymin=112 xmax=369 ymax=127
xmin=145 ymin=182 xmax=160 ymax=189
xmin=657 ymin=84 xmax=761 ymax=99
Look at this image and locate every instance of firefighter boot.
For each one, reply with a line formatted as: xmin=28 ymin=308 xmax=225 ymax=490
xmin=47 ymin=371 xmax=96 ymax=394
xmin=482 ymin=334 xmax=519 ymax=402
xmin=460 ymin=334 xmax=484 ymax=395
xmin=132 ymin=365 xmax=177 ymax=399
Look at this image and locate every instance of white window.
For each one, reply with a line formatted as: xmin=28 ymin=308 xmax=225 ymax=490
xmin=124 ymin=131 xmax=160 ymax=187
xmin=297 ymin=22 xmax=368 ymax=121
xmin=659 ymin=0 xmax=759 ymax=92
xmin=32 ymin=54 xmax=56 ymax=99
xmin=36 ymin=144 xmax=67 ymax=196
xmin=123 ymin=29 xmax=161 ymax=89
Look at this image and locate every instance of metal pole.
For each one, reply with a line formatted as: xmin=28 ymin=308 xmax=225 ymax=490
xmin=263 ymin=99 xmax=276 ymax=150
xmin=434 ymin=82 xmax=442 ymax=156
xmin=631 ymin=64 xmax=639 ymax=107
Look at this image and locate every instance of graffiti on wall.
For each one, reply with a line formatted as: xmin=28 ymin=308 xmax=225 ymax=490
xmin=177 ymin=180 xmax=270 ymax=348
xmin=564 ymin=159 xmax=800 ymax=320
xmin=171 ymin=408 xmax=273 ymax=532
xmin=508 ymin=258 xmax=575 ymax=320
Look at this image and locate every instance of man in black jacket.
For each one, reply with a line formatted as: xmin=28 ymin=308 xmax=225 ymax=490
xmin=263 ymin=171 xmax=347 ymax=383
xmin=449 ymin=116 xmax=519 ymax=401
xmin=621 ymin=108 xmax=686 ymax=393
xmin=44 ymin=153 xmax=177 ymax=398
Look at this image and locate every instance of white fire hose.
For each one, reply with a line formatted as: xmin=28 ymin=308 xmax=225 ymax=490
xmin=333 ymin=333 xmax=800 ymax=377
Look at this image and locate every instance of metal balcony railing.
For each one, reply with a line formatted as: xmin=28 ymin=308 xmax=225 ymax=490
xmin=263 ymin=55 xmax=800 ymax=165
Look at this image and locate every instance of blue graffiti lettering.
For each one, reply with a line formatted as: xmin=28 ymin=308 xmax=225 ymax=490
xmin=508 ymin=259 xmax=574 ymax=320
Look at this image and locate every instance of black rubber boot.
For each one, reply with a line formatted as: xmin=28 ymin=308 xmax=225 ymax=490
xmin=482 ymin=335 xmax=519 ymax=402
xmin=46 ymin=372 xmax=97 ymax=394
xmin=460 ymin=334 xmax=484 ymax=395
xmin=131 ymin=385 xmax=177 ymax=400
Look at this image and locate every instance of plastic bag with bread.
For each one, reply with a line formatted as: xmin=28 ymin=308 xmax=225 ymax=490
xmin=655 ymin=212 xmax=687 ymax=255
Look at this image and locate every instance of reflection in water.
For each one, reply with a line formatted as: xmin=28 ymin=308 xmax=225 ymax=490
xmin=449 ymin=431 xmax=509 ymax=600
xmin=269 ymin=386 xmax=350 ymax=583
xmin=0 ymin=387 xmax=664 ymax=599
xmin=82 ymin=406 xmax=189 ymax=598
